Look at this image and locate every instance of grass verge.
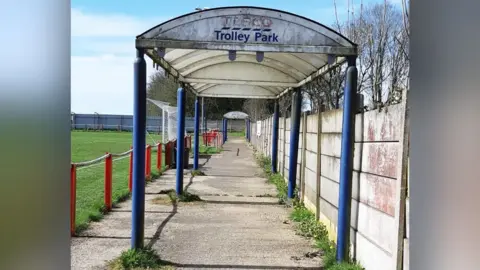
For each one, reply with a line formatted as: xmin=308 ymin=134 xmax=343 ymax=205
xmin=72 ymin=131 xmax=165 ymax=234
xmin=75 ymin=167 xmax=165 ymax=235
xmin=189 ymin=144 xmax=222 ymax=158
xmin=228 ymin=131 xmax=245 ymax=137
xmin=199 ymin=145 xmax=222 ymax=154
xmin=255 ymin=154 xmax=288 ymax=204
xmin=107 ymin=248 xmax=174 ymax=270
xmin=255 ymin=151 xmax=364 ymax=270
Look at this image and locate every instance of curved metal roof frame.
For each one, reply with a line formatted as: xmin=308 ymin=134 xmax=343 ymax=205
xmin=223 ymin=111 xmax=249 ymax=119
xmin=136 ymin=6 xmax=357 ymax=99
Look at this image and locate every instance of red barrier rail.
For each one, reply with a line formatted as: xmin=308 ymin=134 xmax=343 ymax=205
xmin=203 ymin=133 xmax=221 ymax=147
xmin=128 ymin=146 xmax=133 ymax=192
xmin=145 ymin=145 xmax=152 ymax=180
xmin=202 ymin=130 xmax=224 ymax=147
xmin=70 ymin=164 xmax=76 ymax=236
xmin=71 ymin=143 xmax=166 ymax=236
xmin=70 ymin=136 xmax=193 ymax=236
xmin=104 ymin=153 xmax=113 ymax=211
xmin=165 ymin=141 xmax=172 ymax=167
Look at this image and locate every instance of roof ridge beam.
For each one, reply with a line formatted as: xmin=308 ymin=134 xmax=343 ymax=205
xmin=182 ymin=78 xmax=298 ymax=87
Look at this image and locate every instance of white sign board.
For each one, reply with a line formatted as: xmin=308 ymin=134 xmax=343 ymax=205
xmin=142 ymin=8 xmax=347 ymax=48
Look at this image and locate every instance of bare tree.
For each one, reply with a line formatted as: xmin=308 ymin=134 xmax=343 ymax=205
xmin=303 ymin=66 xmax=346 ymax=112
xmin=146 ymin=71 xmax=180 ymax=117
xmin=242 ymin=99 xmax=272 ymax=121
xmin=401 ymin=0 xmax=410 ymax=41
xmin=243 ymin=1 xmax=409 ymax=115
xmin=329 ymin=0 xmax=409 ymax=110
xmin=278 ymin=94 xmax=292 ymax=117
xmin=385 ymin=27 xmax=409 ymax=105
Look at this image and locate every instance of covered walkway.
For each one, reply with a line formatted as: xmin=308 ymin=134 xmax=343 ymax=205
xmin=71 ymin=139 xmax=322 ymax=269
xmin=129 ymin=5 xmax=358 ymax=264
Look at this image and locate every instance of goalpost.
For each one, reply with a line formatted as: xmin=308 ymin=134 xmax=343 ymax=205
xmin=147 ymin=98 xmax=183 ymax=143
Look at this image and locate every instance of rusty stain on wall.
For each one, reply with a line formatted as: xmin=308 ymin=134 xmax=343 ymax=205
xmin=367 ymin=143 xmax=398 ymax=179
xmin=368 ymin=123 xmax=375 ymax=141
xmin=360 ymin=174 xmax=396 ymax=216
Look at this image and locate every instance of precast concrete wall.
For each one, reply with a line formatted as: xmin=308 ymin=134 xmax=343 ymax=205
xmin=249 ymin=102 xmax=409 ymax=270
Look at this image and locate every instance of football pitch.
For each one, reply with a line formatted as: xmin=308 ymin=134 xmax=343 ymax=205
xmin=71 ymin=130 xmax=164 ymax=232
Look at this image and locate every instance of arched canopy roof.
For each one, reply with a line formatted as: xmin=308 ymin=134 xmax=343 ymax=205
xmin=136 ymin=6 xmax=357 ymax=99
xmin=224 ymin=111 xmax=249 ymax=119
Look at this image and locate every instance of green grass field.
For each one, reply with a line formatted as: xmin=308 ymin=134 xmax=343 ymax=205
xmin=72 ymin=130 xmax=164 ymax=232
xmin=227 ymin=131 xmax=246 ymax=137
xmin=71 ymin=130 xmax=228 ymax=233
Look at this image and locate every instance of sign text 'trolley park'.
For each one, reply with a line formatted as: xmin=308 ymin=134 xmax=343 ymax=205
xmin=214 ymin=15 xmax=280 ymax=43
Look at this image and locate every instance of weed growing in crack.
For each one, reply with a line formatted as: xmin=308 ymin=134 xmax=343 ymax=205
xmin=254 ymin=194 xmax=275 ymax=198
xmin=107 ymin=248 xmax=173 ymax=270
xmin=167 ymin=190 xmax=202 ymax=203
xmin=288 ymin=201 xmax=364 ymax=269
xmin=191 ymin=170 xmax=205 ymax=176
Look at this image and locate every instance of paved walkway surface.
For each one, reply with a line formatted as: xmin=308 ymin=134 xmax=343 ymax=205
xmin=71 ymin=138 xmax=323 ymax=270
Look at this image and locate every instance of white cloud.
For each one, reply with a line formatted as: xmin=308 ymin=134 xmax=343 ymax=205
xmin=71 ymin=8 xmax=168 ymax=115
xmin=71 ymin=55 xmax=157 ymax=115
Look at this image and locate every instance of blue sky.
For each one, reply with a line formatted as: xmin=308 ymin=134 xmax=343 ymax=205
xmin=71 ymin=0 xmax=399 ymax=114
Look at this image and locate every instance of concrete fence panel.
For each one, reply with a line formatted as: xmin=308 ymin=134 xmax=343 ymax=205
xmin=248 ymin=102 xmax=409 ymax=270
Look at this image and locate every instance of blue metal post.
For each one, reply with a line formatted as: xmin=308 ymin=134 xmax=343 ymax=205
xmin=222 ymin=118 xmax=225 ymax=144
xmin=193 ymin=96 xmax=200 ymax=170
xmin=176 ymin=87 xmax=186 ymax=195
xmin=272 ymin=101 xmax=279 ymax=173
xmin=249 ymin=119 xmax=251 ymax=141
xmin=247 ymin=118 xmax=250 ymax=142
xmin=222 ymin=118 xmax=226 ymax=144
xmin=131 ymin=49 xmax=147 ymax=249
xmin=225 ymin=119 xmax=228 ymax=141
xmin=336 ymin=57 xmax=358 ymax=262
xmin=287 ymin=88 xmax=302 ymax=199
xmin=202 ymin=97 xmax=206 ymax=133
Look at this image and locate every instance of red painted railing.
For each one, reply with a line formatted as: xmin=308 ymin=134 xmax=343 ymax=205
xmin=202 ymin=130 xmax=222 ymax=148
xmin=69 ymin=135 xmax=191 ymax=236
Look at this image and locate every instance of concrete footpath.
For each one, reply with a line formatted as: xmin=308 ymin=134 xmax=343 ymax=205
xmin=71 ymin=138 xmax=323 ymax=270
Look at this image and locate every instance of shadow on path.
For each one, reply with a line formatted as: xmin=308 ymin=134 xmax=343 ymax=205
xmin=110 ymin=210 xmax=175 ymax=214
xmin=200 ymin=200 xmax=280 ymax=206
xmin=145 ymin=201 xmax=178 ymax=249
xmin=145 ymin=174 xmax=196 ymax=249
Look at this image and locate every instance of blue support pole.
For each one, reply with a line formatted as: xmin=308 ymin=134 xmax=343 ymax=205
xmin=225 ymin=119 xmax=228 ymax=141
xmin=271 ymin=101 xmax=279 ymax=173
xmin=249 ymin=119 xmax=251 ymax=141
xmin=131 ymin=49 xmax=147 ymax=249
xmin=201 ymin=97 xmax=206 ymax=133
xmin=287 ymin=88 xmax=302 ymax=199
xmin=222 ymin=118 xmax=224 ymax=144
xmin=193 ymin=96 xmax=200 ymax=170
xmin=247 ymin=118 xmax=250 ymax=142
xmin=176 ymin=87 xmax=186 ymax=195
xmin=336 ymin=57 xmax=358 ymax=263
xmin=222 ymin=118 xmax=226 ymax=144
